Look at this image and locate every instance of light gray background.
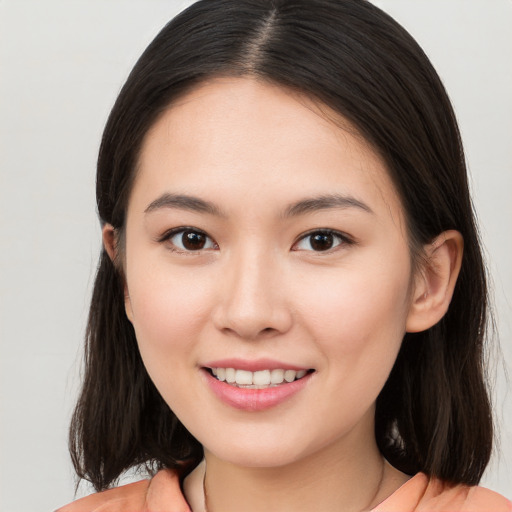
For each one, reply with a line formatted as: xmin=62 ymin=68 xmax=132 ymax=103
xmin=0 ymin=1 xmax=510 ymax=510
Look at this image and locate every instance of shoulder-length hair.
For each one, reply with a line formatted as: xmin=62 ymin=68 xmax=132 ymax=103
xmin=70 ymin=0 xmax=492 ymax=491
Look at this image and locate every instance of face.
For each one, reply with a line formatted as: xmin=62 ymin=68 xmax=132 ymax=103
xmin=121 ymin=77 xmax=416 ymax=468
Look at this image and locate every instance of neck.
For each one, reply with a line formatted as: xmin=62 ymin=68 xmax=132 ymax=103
xmin=186 ymin=420 xmax=408 ymax=512
xmin=204 ymin=453 xmax=383 ymax=512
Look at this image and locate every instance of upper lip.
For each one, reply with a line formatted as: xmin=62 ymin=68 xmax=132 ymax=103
xmin=202 ymin=358 xmax=311 ymax=372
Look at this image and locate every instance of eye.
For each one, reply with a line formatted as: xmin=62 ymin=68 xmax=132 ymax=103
xmin=161 ymin=228 xmax=217 ymax=252
xmin=293 ymin=230 xmax=350 ymax=252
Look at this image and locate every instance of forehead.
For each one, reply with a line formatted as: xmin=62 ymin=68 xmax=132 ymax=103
xmin=133 ymin=77 xmax=405 ymax=229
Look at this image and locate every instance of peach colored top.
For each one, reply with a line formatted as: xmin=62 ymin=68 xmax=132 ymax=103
xmin=56 ymin=469 xmax=512 ymax=512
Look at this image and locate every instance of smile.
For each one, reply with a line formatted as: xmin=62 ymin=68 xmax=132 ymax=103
xmin=209 ymin=368 xmax=310 ymax=388
xmin=203 ymin=365 xmax=315 ymax=411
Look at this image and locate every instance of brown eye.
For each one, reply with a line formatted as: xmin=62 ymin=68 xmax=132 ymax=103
xmin=294 ymin=230 xmax=348 ymax=252
xmin=166 ymin=228 xmax=216 ymax=252
xmin=310 ymin=233 xmax=334 ymax=251
xmin=182 ymin=230 xmax=207 ymax=250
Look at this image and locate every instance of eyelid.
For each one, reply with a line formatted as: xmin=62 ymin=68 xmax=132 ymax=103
xmin=157 ymin=226 xmax=218 ymax=252
xmin=157 ymin=226 xmax=202 ymax=243
xmin=156 ymin=226 xmax=354 ymax=253
xmin=292 ymin=229 xmax=355 ymax=252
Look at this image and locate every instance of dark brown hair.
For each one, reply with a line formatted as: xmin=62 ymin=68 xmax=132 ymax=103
xmin=70 ymin=0 xmax=492 ymax=491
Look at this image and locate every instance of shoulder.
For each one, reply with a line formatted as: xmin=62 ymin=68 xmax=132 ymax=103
xmin=55 ymin=479 xmax=150 ymax=512
xmin=55 ymin=469 xmax=191 ymax=512
xmin=454 ymin=485 xmax=512 ymax=512
xmin=375 ymin=473 xmax=512 ymax=512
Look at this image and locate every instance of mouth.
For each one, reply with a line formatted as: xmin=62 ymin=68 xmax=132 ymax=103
xmin=202 ymin=363 xmax=316 ymax=411
xmin=204 ymin=367 xmax=315 ymax=389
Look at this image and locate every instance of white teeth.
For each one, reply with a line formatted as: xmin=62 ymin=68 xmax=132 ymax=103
xmin=284 ymin=370 xmax=296 ymax=382
xmin=225 ymin=368 xmax=236 ymax=383
xmin=210 ymin=367 xmax=309 ymax=387
xmin=235 ymin=369 xmax=253 ymax=385
xmin=253 ymin=370 xmax=271 ymax=386
xmin=270 ymin=369 xmax=284 ymax=384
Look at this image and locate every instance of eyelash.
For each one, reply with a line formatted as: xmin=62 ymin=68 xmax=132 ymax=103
xmin=292 ymin=229 xmax=354 ymax=252
xmin=158 ymin=227 xmax=218 ymax=254
xmin=158 ymin=227 xmax=354 ymax=254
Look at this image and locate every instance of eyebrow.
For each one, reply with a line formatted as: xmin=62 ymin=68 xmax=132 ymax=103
xmin=144 ymin=192 xmax=373 ymax=218
xmin=283 ymin=194 xmax=374 ymax=217
xmin=144 ymin=193 xmax=225 ymax=216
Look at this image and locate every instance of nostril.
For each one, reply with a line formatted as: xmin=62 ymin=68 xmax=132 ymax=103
xmin=259 ymin=327 xmax=280 ymax=338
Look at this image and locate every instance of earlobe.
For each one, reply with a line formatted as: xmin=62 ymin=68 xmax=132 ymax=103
xmin=102 ymin=224 xmax=117 ymax=262
xmin=406 ymin=230 xmax=463 ymax=333
xmin=102 ymin=224 xmax=134 ymax=323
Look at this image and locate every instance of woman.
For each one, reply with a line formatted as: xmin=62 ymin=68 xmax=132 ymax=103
xmin=58 ymin=0 xmax=511 ymax=510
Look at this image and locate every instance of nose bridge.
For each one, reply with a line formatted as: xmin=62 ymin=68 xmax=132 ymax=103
xmin=214 ymin=242 xmax=291 ymax=339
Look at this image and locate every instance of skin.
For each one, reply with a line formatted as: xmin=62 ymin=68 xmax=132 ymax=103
xmin=104 ymin=77 xmax=463 ymax=512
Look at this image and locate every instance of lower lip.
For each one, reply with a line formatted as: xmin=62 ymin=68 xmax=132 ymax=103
xmin=203 ymin=369 xmax=313 ymax=411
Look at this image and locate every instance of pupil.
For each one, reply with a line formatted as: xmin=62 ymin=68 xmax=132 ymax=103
xmin=182 ymin=231 xmax=205 ymax=250
xmin=311 ymin=233 xmax=333 ymax=251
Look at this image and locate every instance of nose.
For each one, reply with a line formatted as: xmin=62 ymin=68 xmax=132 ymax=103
xmin=212 ymin=249 xmax=293 ymax=340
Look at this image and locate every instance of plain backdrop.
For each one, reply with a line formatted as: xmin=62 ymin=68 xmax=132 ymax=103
xmin=0 ymin=1 xmax=511 ymax=510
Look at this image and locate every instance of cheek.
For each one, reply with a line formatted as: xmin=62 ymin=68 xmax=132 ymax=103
xmin=124 ymin=256 xmax=214 ymax=363
xmin=124 ymin=261 xmax=216 ymax=414
xmin=296 ymin=266 xmax=411 ymax=423
xmin=294 ymin=256 xmax=411 ymax=364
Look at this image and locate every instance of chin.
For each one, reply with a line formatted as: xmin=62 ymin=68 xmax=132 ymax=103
xmin=202 ymin=429 xmax=325 ymax=470
xmin=210 ymin=448 xmax=300 ymax=469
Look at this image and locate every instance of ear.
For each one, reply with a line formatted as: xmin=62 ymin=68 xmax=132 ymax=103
xmin=102 ymin=223 xmax=117 ymax=262
xmin=102 ymin=224 xmax=134 ymax=323
xmin=406 ymin=230 xmax=463 ymax=333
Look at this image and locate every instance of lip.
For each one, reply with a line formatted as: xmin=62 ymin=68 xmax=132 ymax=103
xmin=202 ymin=367 xmax=314 ymax=412
xmin=203 ymin=358 xmax=309 ymax=372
